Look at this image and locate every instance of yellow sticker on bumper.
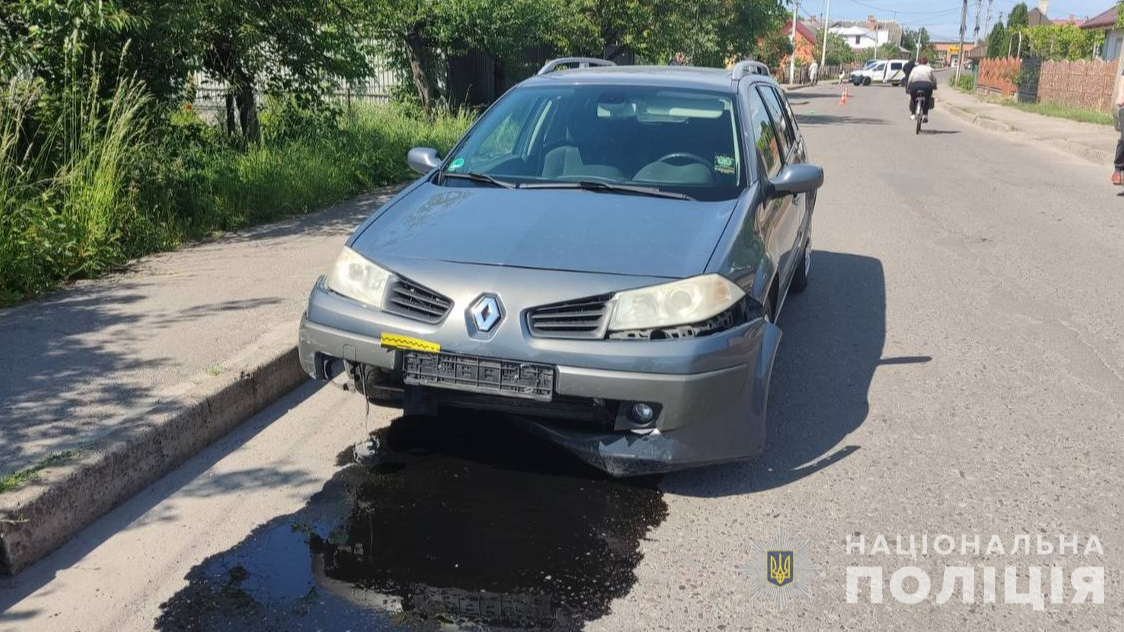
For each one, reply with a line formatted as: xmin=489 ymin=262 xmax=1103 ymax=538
xmin=380 ymin=333 xmax=441 ymax=353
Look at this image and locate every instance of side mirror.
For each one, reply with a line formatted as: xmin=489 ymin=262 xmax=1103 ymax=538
xmin=769 ymin=164 xmax=824 ymax=198
xmin=407 ymin=147 xmax=442 ymax=175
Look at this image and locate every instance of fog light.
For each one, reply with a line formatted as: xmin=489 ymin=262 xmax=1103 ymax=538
xmin=631 ymin=403 xmax=655 ymax=423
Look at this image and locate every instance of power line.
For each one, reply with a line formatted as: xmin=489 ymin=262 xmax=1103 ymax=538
xmin=838 ymin=0 xmax=964 ymax=16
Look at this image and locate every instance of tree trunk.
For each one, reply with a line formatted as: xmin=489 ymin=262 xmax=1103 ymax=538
xmin=403 ymin=31 xmax=433 ymax=111
xmin=225 ymin=93 xmax=236 ymax=135
xmin=234 ymin=78 xmax=259 ymax=143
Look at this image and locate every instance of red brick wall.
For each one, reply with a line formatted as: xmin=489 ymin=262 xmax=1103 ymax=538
xmin=1037 ymin=59 xmax=1117 ymax=113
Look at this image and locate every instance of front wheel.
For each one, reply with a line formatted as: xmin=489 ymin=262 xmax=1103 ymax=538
xmin=863 ymin=77 xmax=872 ymax=86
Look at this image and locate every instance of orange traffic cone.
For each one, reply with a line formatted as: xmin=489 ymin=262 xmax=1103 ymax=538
xmin=838 ymin=89 xmax=848 ymax=106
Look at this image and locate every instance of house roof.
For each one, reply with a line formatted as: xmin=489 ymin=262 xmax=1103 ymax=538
xmin=1081 ymin=6 xmax=1118 ymax=30
xmin=784 ymin=20 xmax=817 ymax=42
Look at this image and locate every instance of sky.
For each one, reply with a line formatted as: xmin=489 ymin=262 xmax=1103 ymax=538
xmin=799 ymin=0 xmax=1115 ymax=41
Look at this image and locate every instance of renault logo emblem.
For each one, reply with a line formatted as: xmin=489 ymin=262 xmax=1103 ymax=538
xmin=470 ymin=295 xmax=502 ymax=332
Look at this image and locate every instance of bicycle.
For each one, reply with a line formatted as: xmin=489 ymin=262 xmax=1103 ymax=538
xmin=913 ymin=91 xmax=926 ymax=134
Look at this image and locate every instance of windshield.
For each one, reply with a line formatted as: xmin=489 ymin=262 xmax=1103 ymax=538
xmin=439 ymin=85 xmax=745 ymax=202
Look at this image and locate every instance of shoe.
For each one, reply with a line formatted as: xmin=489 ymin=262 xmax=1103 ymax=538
xmin=1113 ymin=171 xmax=1122 ymax=186
xmin=922 ymin=115 xmax=929 ymax=123
xmin=910 ymin=114 xmax=916 ymax=121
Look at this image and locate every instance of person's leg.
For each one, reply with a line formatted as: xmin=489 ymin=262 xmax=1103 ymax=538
xmin=922 ymin=88 xmax=933 ymax=117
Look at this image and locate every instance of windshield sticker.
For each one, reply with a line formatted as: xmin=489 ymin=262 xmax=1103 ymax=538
xmin=714 ymin=155 xmax=736 ymax=175
xmin=448 ymin=158 xmax=466 ymax=171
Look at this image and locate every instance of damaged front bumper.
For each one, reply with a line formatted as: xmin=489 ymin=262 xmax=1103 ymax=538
xmin=298 ymin=280 xmax=782 ymax=476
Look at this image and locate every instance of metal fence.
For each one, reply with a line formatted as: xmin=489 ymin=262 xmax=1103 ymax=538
xmin=190 ymin=57 xmax=404 ymax=123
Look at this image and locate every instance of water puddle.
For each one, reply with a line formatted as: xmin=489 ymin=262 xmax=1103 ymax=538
xmin=157 ymin=412 xmax=667 ymax=631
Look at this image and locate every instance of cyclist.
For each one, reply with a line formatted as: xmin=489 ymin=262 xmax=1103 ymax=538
xmin=906 ymin=57 xmax=936 ymax=123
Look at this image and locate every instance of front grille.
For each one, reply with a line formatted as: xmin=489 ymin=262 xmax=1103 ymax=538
xmin=527 ymin=294 xmax=613 ymax=339
xmin=383 ymin=278 xmax=452 ymax=324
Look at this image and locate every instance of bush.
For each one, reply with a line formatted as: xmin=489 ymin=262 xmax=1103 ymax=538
xmin=0 ymin=84 xmax=473 ymax=305
xmin=951 ymin=73 xmax=976 ymax=91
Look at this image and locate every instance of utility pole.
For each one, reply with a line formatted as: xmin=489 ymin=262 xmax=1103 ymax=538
xmin=955 ymin=0 xmax=969 ymax=82
xmin=820 ymin=0 xmax=831 ymax=68
xmin=982 ymin=0 xmax=994 ymax=44
xmin=972 ymin=0 xmax=983 ymax=44
xmin=789 ymin=0 xmax=800 ymax=84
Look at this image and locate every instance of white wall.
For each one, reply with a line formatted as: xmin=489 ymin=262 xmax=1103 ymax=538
xmin=830 ymin=27 xmax=891 ymax=50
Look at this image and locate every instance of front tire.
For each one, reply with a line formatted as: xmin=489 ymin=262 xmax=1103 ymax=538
xmin=862 ymin=77 xmax=872 ymax=86
xmin=790 ymin=240 xmax=810 ymax=293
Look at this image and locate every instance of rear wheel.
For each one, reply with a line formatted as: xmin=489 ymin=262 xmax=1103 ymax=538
xmin=790 ymin=240 xmax=810 ymax=293
xmin=915 ymin=99 xmax=924 ymax=134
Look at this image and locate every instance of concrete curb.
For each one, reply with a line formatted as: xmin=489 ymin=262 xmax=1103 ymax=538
xmin=0 ymin=323 xmax=307 ymax=575
xmin=944 ymin=102 xmax=1113 ymax=165
xmin=944 ymin=102 xmax=1016 ymax=133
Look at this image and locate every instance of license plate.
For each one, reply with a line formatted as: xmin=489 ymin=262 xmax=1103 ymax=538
xmin=403 ymin=351 xmax=555 ymax=401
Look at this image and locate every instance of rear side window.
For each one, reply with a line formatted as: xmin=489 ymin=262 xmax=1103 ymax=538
xmin=746 ymin=88 xmax=782 ymax=178
xmin=757 ymin=86 xmax=795 ymax=154
xmin=890 ymin=62 xmax=903 ymax=71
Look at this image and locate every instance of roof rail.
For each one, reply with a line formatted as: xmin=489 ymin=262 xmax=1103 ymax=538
xmin=730 ymin=60 xmax=770 ymax=82
xmin=537 ymin=57 xmax=616 ymax=76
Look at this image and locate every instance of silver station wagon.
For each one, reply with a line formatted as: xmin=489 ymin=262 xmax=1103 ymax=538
xmin=298 ymin=58 xmax=825 ymax=476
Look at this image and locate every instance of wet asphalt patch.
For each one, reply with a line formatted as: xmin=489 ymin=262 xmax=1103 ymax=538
xmin=156 ymin=412 xmax=667 ymax=631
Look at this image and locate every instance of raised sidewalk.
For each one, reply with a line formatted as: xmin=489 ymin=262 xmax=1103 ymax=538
xmin=939 ymin=86 xmax=1116 ymax=167
xmin=0 ymin=187 xmax=396 ymax=573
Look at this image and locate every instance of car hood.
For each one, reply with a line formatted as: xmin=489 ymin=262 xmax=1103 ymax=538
xmin=351 ymin=183 xmax=737 ymax=278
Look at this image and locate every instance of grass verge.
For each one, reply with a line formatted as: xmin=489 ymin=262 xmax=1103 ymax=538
xmin=0 ymin=79 xmax=472 ymax=306
xmin=1000 ymin=100 xmax=1113 ymax=126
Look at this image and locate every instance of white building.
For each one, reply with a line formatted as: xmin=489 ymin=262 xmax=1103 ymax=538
xmin=1081 ymin=5 xmax=1123 ymax=61
xmin=831 ymin=26 xmax=891 ymax=50
xmin=823 ymin=16 xmax=902 ymax=52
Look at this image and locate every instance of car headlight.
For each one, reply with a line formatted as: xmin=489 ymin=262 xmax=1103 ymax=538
xmin=326 ymin=246 xmax=393 ymax=309
xmin=607 ymin=274 xmax=746 ymax=332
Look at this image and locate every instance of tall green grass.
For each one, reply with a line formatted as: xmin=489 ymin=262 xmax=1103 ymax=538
xmin=0 ymin=83 xmax=472 ymax=305
xmin=1 ymin=77 xmax=150 ymax=303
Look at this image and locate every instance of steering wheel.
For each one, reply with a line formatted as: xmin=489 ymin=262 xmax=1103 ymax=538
xmin=653 ymin=152 xmax=711 ymax=167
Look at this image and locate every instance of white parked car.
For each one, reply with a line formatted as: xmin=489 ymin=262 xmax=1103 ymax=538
xmin=850 ymin=59 xmax=910 ymax=86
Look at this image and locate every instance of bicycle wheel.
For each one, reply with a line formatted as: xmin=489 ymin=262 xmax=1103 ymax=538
xmin=915 ymin=99 xmax=923 ymax=134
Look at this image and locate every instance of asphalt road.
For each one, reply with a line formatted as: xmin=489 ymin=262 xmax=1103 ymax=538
xmin=2 ymin=81 xmax=1123 ymax=631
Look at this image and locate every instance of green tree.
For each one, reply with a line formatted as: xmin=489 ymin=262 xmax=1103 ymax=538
xmin=814 ymin=31 xmax=855 ymax=66
xmin=1022 ymin=24 xmax=1104 ymax=61
xmin=0 ymin=0 xmax=194 ymax=102
xmin=364 ymin=0 xmax=592 ymax=110
xmin=1008 ymin=2 xmax=1029 ymax=28
xmin=191 ymin=0 xmax=374 ymax=141
xmin=986 ymin=23 xmax=1010 ymax=58
xmin=754 ymin=31 xmax=793 ymax=72
xmin=878 ymin=41 xmax=904 ymax=59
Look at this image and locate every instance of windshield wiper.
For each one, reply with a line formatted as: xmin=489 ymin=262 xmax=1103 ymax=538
xmin=442 ymin=171 xmax=517 ymax=189
xmin=521 ymin=180 xmax=694 ymax=201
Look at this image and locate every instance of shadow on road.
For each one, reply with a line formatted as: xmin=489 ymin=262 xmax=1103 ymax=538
xmin=796 ymin=113 xmax=888 ymax=126
xmin=664 ymin=250 xmax=928 ymax=497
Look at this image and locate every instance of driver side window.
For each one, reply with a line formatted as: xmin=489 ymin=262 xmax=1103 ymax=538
xmin=746 ymin=88 xmax=782 ymax=179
